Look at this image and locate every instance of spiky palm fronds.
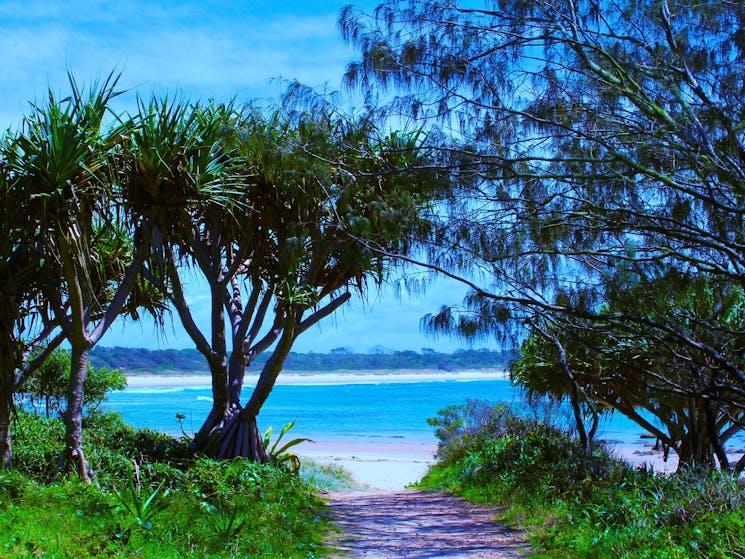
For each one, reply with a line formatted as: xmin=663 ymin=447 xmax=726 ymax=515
xmin=119 ymin=98 xmax=245 ymax=255
xmin=5 ymin=73 xmax=124 ymax=319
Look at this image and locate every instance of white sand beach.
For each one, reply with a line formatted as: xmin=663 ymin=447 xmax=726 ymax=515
xmin=124 ymin=368 xmax=509 ymax=389
xmin=298 ymin=440 xmax=436 ymax=490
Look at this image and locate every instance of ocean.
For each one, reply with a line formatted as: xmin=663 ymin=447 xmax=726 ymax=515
xmin=102 ymin=377 xmax=673 ymax=447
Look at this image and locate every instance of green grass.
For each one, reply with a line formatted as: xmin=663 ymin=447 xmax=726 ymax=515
xmin=299 ymin=458 xmax=362 ymax=492
xmin=418 ymin=401 xmax=745 ymax=559
xmin=1 ymin=411 xmax=333 ymax=558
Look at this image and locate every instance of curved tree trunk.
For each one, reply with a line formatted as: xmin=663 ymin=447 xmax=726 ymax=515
xmin=60 ymin=345 xmax=92 ymax=482
xmin=568 ymin=380 xmax=590 ymax=453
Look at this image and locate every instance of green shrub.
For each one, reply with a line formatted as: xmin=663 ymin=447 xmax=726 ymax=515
xmin=4 ymin=413 xmax=331 ymax=558
xmin=421 ymin=402 xmax=745 ymax=559
xmin=83 ymin=411 xmax=191 ymax=484
xmin=19 ymin=349 xmax=126 ymax=417
xmin=12 ymin=412 xmax=64 ymax=480
xmin=299 ymin=458 xmax=360 ymax=491
xmin=0 ymin=469 xmax=27 ymax=505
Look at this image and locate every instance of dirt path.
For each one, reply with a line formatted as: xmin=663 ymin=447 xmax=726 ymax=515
xmin=324 ymin=489 xmax=531 ymax=558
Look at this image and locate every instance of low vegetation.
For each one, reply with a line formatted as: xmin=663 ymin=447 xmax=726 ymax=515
xmin=419 ymin=401 xmax=745 ymax=559
xmin=1 ymin=411 xmax=334 ymax=558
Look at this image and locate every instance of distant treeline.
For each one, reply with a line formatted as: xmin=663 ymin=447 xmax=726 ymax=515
xmin=89 ymin=346 xmax=517 ymax=374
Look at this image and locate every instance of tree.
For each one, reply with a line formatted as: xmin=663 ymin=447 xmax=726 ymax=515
xmin=516 ymin=271 xmax=745 ymax=472
xmin=7 ymin=75 xmax=165 ymax=480
xmin=20 ymin=349 xmax=127 ymax=419
xmin=118 ymin=98 xmax=262 ymax=456
xmin=341 ymin=1 xmax=745 ymax=470
xmin=148 ymin=95 xmax=446 ymax=460
xmin=510 ymin=319 xmax=603 ymax=454
xmin=0 ymin=146 xmax=65 ymax=469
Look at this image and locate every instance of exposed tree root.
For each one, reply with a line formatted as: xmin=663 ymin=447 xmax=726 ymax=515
xmin=199 ymin=407 xmax=270 ymax=462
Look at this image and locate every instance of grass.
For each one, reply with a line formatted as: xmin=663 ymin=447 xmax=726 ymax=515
xmin=417 ymin=400 xmax=745 ymax=559
xmin=1 ymin=411 xmax=337 ymax=558
xmin=299 ymin=458 xmax=363 ymax=492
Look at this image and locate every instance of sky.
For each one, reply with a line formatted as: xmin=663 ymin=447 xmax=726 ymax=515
xmin=1 ymin=0 xmax=497 ymax=353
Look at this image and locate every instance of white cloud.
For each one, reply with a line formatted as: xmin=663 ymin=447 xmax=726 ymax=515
xmin=0 ymin=0 xmax=363 ymax=126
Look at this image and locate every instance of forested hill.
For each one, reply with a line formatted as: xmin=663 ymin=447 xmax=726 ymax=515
xmin=89 ymin=346 xmax=517 ymax=375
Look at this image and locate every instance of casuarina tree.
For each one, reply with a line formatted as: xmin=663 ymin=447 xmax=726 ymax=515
xmin=341 ymin=1 xmax=745 ymax=470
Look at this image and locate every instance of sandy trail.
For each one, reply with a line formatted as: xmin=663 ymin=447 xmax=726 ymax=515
xmin=324 ymin=489 xmax=530 ymax=558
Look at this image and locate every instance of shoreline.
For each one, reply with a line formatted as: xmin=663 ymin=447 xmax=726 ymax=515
xmin=118 ymin=372 xmax=743 ymax=489
xmin=124 ymin=368 xmax=509 ymax=388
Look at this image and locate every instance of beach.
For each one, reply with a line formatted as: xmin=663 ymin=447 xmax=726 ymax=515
xmin=124 ymin=368 xmax=509 ymax=389
xmin=299 ymin=440 xmax=436 ymax=490
xmin=300 ymin=436 xmax=745 ymax=489
xmin=299 ymin=438 xmax=698 ymax=489
xmin=119 ymin=371 xmax=743 ymax=489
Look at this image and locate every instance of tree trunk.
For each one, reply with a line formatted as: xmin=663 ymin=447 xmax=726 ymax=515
xmin=191 ymin=354 xmax=231 ymax=450
xmin=228 ymin=352 xmax=245 ymax=406
xmin=0 ymin=318 xmax=16 ymax=471
xmin=676 ymin=399 xmax=717 ymax=472
xmin=568 ymin=380 xmax=590 ymax=453
xmin=60 ymin=345 xmax=92 ymax=482
xmin=195 ymin=318 xmax=297 ymax=461
xmin=191 ymin=354 xmax=271 ymax=462
xmin=0 ymin=391 xmax=11 ymax=471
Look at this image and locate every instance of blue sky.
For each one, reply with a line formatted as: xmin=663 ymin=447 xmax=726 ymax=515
xmin=2 ymin=0 xmax=495 ymax=353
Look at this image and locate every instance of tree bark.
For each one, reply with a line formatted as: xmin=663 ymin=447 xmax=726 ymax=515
xmin=675 ymin=399 xmax=718 ymax=472
xmin=195 ymin=314 xmax=299 ymax=461
xmin=192 ymin=352 xmax=230 ymax=443
xmin=227 ymin=352 xmax=245 ymax=407
xmin=61 ymin=345 xmax=92 ymax=482
xmin=537 ymin=325 xmax=595 ymax=452
xmin=0 ymin=391 xmax=11 ymax=471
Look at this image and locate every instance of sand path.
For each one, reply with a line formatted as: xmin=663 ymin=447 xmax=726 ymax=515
xmin=324 ymin=489 xmax=531 ymax=558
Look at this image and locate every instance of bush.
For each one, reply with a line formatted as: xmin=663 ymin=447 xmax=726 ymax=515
xmin=421 ymin=401 xmax=745 ymax=558
xmin=5 ymin=413 xmax=331 ymax=558
xmin=299 ymin=458 xmax=360 ymax=491
xmin=427 ymin=400 xmax=621 ymax=496
xmin=12 ymin=412 xmax=65 ymax=480
xmin=82 ymin=411 xmax=191 ymax=484
xmin=8 ymin=410 xmax=190 ymax=484
xmin=18 ymin=349 xmax=127 ymax=418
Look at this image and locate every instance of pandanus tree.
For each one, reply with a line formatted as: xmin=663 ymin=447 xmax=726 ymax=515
xmin=142 ymin=96 xmax=446 ymax=460
xmin=207 ymin=107 xmax=444 ymax=460
xmin=0 ymin=149 xmax=66 ymax=469
xmin=5 ymin=75 xmax=164 ymax=480
xmin=119 ymin=98 xmax=251 ymax=454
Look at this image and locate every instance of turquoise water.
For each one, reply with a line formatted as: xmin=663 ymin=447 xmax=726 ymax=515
xmin=103 ymin=378 xmax=661 ymax=446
